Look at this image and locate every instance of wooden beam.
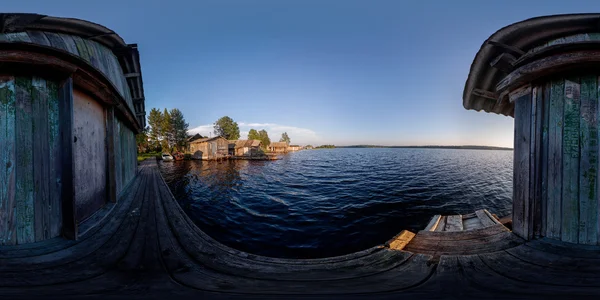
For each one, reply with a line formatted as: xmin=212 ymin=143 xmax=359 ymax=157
xmin=487 ymin=40 xmax=526 ymax=56
xmin=471 ymin=88 xmax=497 ymax=100
xmin=106 ymin=107 xmax=117 ymax=203
xmin=124 ymin=72 xmax=140 ymax=78
xmin=424 ymin=215 xmax=441 ymax=231
xmin=59 ymin=78 xmax=77 ymax=240
xmin=490 ymin=52 xmax=517 ymax=73
xmin=385 ymin=230 xmax=415 ymax=251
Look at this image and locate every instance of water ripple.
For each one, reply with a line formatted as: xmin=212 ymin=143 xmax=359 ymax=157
xmin=158 ymin=148 xmax=513 ymax=259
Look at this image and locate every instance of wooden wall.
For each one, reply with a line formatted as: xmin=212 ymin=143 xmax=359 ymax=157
xmin=0 ymin=76 xmax=62 ymax=245
xmin=513 ymin=75 xmax=600 ymax=245
xmin=114 ymin=117 xmax=137 ymax=195
xmin=73 ymin=90 xmax=107 ymax=223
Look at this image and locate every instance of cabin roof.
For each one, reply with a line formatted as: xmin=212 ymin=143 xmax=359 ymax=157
xmin=189 ymin=136 xmax=226 ymax=144
xmin=270 ymin=142 xmax=289 ymax=148
xmin=463 ymin=14 xmax=600 ymax=117
xmin=230 ymin=139 xmax=261 ymax=148
xmin=0 ymin=13 xmax=147 ymax=128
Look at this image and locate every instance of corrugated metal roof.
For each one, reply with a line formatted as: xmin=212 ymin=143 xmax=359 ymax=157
xmin=463 ymin=14 xmax=600 ymax=117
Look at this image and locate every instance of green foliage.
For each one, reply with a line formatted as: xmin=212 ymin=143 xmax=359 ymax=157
xmin=279 ymin=132 xmax=291 ymax=144
xmin=147 ymin=108 xmax=163 ymax=151
xmin=160 ymin=108 xmax=173 ymax=151
xmin=258 ymin=129 xmax=270 ymax=149
xmin=315 ymin=145 xmax=335 ymax=149
xmin=247 ymin=129 xmax=259 ymax=140
xmin=170 ymin=108 xmax=189 ymax=152
xmin=136 ymin=127 xmax=149 ymax=153
xmin=213 ymin=116 xmax=240 ymax=140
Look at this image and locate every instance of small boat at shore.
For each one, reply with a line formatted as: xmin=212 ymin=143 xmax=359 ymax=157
xmin=161 ymin=153 xmax=174 ymax=161
xmin=173 ymin=152 xmax=185 ymax=161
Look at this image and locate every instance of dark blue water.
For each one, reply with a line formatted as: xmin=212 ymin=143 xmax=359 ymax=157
xmin=158 ymin=148 xmax=513 ymax=259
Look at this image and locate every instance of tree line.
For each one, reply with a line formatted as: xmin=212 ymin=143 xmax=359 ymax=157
xmin=137 ymin=108 xmax=189 ymax=153
xmin=137 ymin=113 xmax=293 ymax=153
xmin=214 ymin=116 xmax=292 ymax=150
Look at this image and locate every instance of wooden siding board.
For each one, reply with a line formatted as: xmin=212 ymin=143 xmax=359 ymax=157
xmin=0 ymin=77 xmax=16 ymax=245
xmin=578 ymin=76 xmax=598 ymax=245
xmin=533 ymin=86 xmax=544 ymax=238
xmin=26 ymin=31 xmax=51 ymax=46
xmin=46 ymin=80 xmax=61 ymax=238
xmin=547 ymin=79 xmax=564 ymax=239
xmin=59 ymin=78 xmax=76 ymax=240
xmin=57 ymin=33 xmax=79 ymax=56
xmin=541 ymin=82 xmax=550 ymax=237
xmin=562 ymin=79 xmax=581 ymax=243
xmin=31 ymin=77 xmax=51 ymax=241
xmin=71 ymin=35 xmax=91 ymax=64
xmin=513 ymin=91 xmax=532 ymax=239
xmin=15 ymin=77 xmax=35 ymax=244
xmin=43 ymin=32 xmax=68 ymax=52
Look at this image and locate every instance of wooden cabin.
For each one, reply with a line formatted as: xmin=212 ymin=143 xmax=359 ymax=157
xmin=288 ymin=145 xmax=301 ymax=151
xmin=269 ymin=142 xmax=289 ymax=153
xmin=463 ymin=14 xmax=600 ymax=245
xmin=230 ymin=140 xmax=262 ymax=157
xmin=0 ymin=13 xmax=145 ymax=244
xmin=187 ymin=133 xmax=204 ymax=143
xmin=188 ymin=136 xmax=229 ymax=160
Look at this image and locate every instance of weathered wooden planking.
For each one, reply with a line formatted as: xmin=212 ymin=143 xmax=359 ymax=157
xmin=540 ymin=83 xmax=550 ymax=237
xmin=31 ymin=77 xmax=51 ymax=241
xmin=26 ymin=31 xmax=51 ymax=46
xmin=0 ymin=77 xmax=16 ymax=245
xmin=72 ymin=89 xmax=107 ymax=223
xmin=435 ymin=216 xmax=446 ymax=232
xmin=547 ymin=79 xmax=564 ymax=239
xmin=424 ymin=215 xmax=441 ymax=231
xmin=513 ymin=90 xmax=532 ymax=239
xmin=462 ymin=216 xmax=483 ymax=231
xmin=475 ymin=209 xmax=498 ymax=227
xmin=562 ymin=79 xmax=581 ymax=243
xmin=578 ymin=75 xmax=598 ymax=245
xmin=47 ymin=81 xmax=61 ymax=238
xmin=532 ymin=86 xmax=544 ymax=238
xmin=58 ymin=78 xmax=76 ymax=240
xmin=106 ymin=108 xmax=117 ymax=203
xmin=444 ymin=215 xmax=463 ymax=232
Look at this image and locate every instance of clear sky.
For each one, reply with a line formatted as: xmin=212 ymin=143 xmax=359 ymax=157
xmin=3 ymin=0 xmax=600 ymax=146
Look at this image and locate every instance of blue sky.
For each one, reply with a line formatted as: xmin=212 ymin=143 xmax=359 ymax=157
xmin=4 ymin=0 xmax=600 ymax=146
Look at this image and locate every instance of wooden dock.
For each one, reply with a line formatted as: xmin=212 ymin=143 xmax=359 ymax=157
xmin=1 ymin=160 xmax=600 ymax=299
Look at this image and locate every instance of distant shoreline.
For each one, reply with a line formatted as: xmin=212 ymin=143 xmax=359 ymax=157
xmin=333 ymin=145 xmax=513 ymax=151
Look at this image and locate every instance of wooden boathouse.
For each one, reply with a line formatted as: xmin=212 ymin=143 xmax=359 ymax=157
xmin=464 ymin=14 xmax=600 ymax=245
xmin=0 ymin=13 xmax=145 ymax=244
xmin=188 ymin=136 xmax=229 ymax=160
xmin=3 ymin=13 xmax=600 ymax=299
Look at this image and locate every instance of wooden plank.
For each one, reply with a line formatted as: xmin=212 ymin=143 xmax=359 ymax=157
xmin=43 ymin=32 xmax=68 ymax=52
xmin=423 ymin=215 xmax=441 ymax=231
xmin=0 ymin=76 xmax=16 ymax=245
xmin=58 ymin=78 xmax=76 ymax=240
xmin=46 ymin=80 xmax=61 ymax=238
xmin=528 ymin=86 xmax=537 ymax=240
xmin=547 ymin=79 xmax=564 ymax=239
xmin=562 ymin=78 xmax=581 ymax=243
xmin=15 ymin=77 xmax=35 ymax=244
xmin=532 ymin=86 xmax=544 ymax=238
xmin=578 ymin=75 xmax=598 ymax=245
xmin=385 ymin=230 xmax=415 ymax=250
xmin=435 ymin=216 xmax=446 ymax=232
xmin=475 ymin=209 xmax=498 ymax=227
xmin=26 ymin=31 xmax=51 ymax=46
xmin=513 ymin=90 xmax=532 ymax=239
xmin=32 ymin=77 xmax=51 ymax=241
xmin=106 ymin=107 xmax=117 ymax=203
xmin=541 ymin=82 xmax=550 ymax=237
xmin=462 ymin=216 xmax=483 ymax=231
xmin=444 ymin=215 xmax=463 ymax=232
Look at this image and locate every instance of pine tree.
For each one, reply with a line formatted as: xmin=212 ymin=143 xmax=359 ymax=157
xmin=147 ymin=108 xmax=163 ymax=151
xmin=160 ymin=108 xmax=173 ymax=151
xmin=169 ymin=108 xmax=189 ymax=152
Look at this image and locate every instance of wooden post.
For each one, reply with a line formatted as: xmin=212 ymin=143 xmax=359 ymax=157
xmin=106 ymin=107 xmax=117 ymax=203
xmin=59 ymin=78 xmax=77 ymax=240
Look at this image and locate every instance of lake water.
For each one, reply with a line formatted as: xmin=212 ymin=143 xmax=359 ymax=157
xmin=158 ymin=148 xmax=513 ymax=259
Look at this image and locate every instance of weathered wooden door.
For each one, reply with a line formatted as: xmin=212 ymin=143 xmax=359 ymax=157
xmin=73 ymin=90 xmax=107 ymax=223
